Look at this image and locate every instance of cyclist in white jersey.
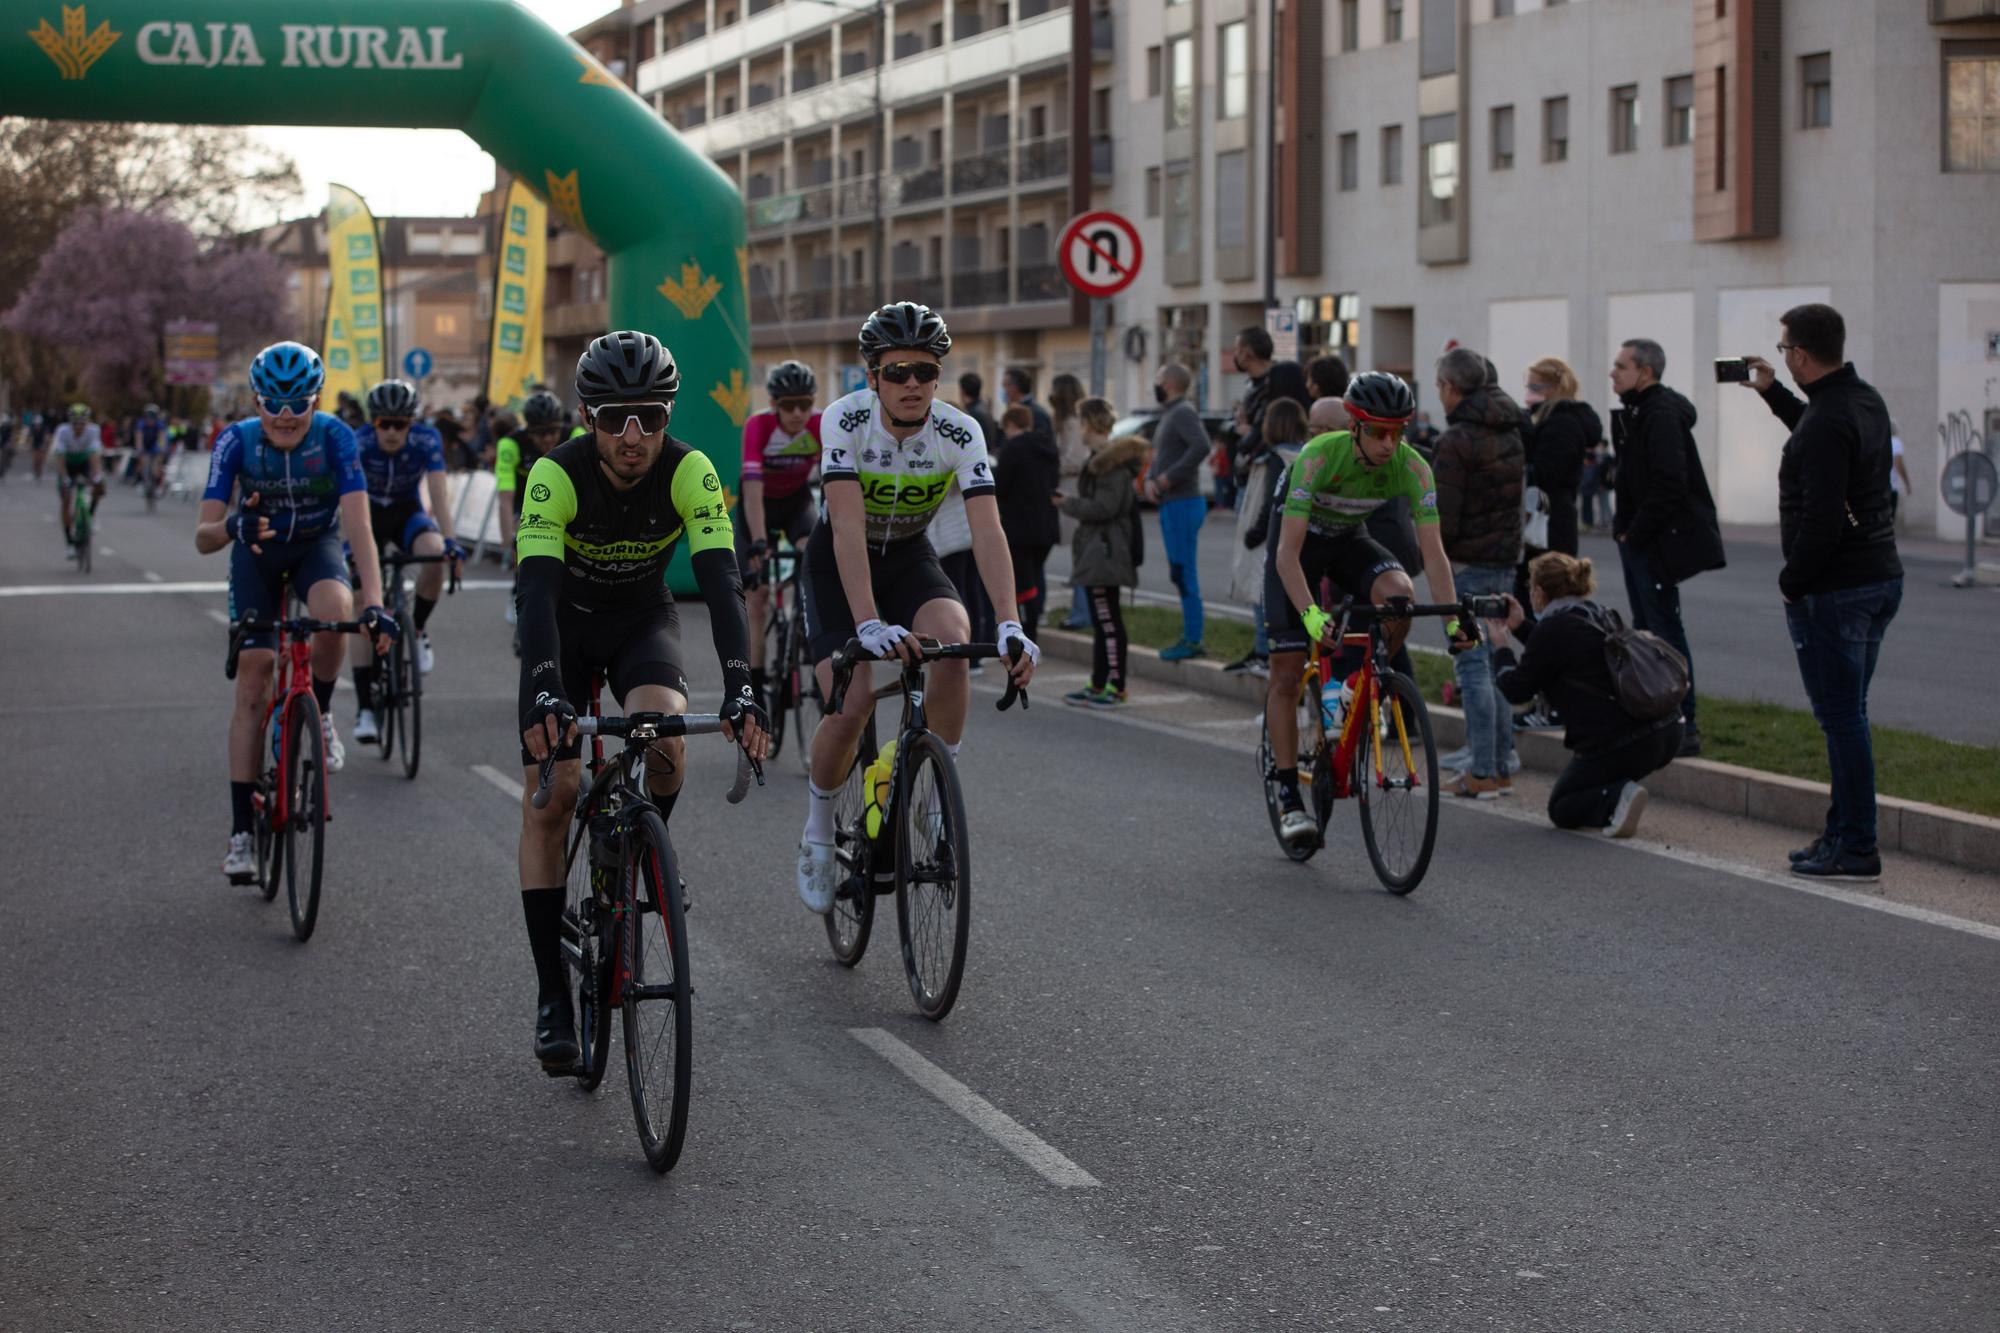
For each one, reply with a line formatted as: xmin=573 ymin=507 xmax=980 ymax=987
xmin=793 ymin=302 xmax=1039 ymax=914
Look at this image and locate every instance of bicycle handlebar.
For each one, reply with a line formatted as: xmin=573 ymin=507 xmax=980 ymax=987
xmin=382 ymin=550 xmax=462 ymax=595
xmin=224 ymin=612 xmax=370 ymax=681
xmin=530 ymin=710 xmax=764 ymax=811
xmin=826 ymin=637 xmax=1029 ymax=716
xmin=1326 ymin=594 xmax=1512 ymax=623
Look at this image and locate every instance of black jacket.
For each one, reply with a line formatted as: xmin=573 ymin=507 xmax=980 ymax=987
xmin=1524 ymin=399 xmax=1600 ymax=492
xmin=1434 ymin=386 xmax=1526 ymax=566
xmin=994 ymin=426 xmax=1062 ymax=551
xmin=1760 ymin=365 xmax=1903 ymax=600
xmin=1612 ymin=382 xmax=1725 ymax=584
xmin=1239 ymin=360 xmax=1312 ymax=459
xmin=1493 ymin=602 xmax=1679 ymax=757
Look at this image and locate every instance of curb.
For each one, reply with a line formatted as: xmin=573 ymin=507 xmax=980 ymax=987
xmin=1040 ymin=629 xmax=2000 ymax=876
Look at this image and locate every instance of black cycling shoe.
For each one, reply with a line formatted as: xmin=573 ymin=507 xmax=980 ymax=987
xmin=534 ymin=994 xmax=579 ymax=1072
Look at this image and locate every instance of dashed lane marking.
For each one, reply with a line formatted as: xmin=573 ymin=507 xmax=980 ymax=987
xmin=472 ymin=763 xmax=523 ymax=799
xmin=142 ymin=571 xmax=163 ymax=583
xmin=848 ymin=1027 xmax=1101 ymax=1189
xmin=0 ymin=579 xmax=509 ymax=597
xmin=205 ymin=608 xmax=229 ymax=625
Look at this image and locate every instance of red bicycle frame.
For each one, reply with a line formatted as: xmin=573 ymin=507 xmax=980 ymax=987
xmin=254 ymin=591 xmax=333 ymax=834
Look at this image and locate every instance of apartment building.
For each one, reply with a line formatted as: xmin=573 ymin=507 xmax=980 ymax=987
xmin=1111 ymin=0 xmax=2000 ymax=537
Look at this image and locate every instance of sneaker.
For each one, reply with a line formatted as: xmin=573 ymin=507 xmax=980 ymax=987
xmin=796 ymin=838 xmax=837 ymax=914
xmin=321 ymin=715 xmax=345 ymax=773
xmin=352 ymin=708 xmax=380 ymax=744
xmin=534 ymin=993 xmax=579 ymax=1071
xmin=1064 ymin=687 xmax=1106 ymax=707
xmin=1222 ymin=652 xmax=1261 ymax=675
xmin=416 ymin=632 xmax=435 ymax=675
xmin=1449 ymin=774 xmax=1500 ymax=800
xmin=1788 ymin=836 xmax=1831 ymax=865
xmin=1247 ymin=657 xmax=1270 ymax=679
xmin=1676 ymin=729 xmax=1703 ymax=759
xmin=1791 ymin=842 xmax=1882 ymax=882
xmin=1086 ymin=688 xmax=1128 ymax=708
xmin=222 ymin=832 xmax=256 ymax=883
xmin=1495 ymin=773 xmax=1514 ymax=797
xmin=1604 ymin=782 xmax=1648 ymax=838
xmin=1277 ymin=804 xmax=1317 ymax=843
xmin=1159 ymin=640 xmax=1206 ymax=663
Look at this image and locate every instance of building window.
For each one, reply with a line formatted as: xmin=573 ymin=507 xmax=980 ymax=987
xmin=1801 ymin=52 xmax=1832 ymax=129
xmin=1145 ymin=166 xmax=1162 ymax=216
xmin=1384 ymin=0 xmax=1403 ymax=43
xmin=1146 ymin=44 xmax=1161 ymax=97
xmin=1665 ymin=75 xmax=1694 ymax=147
xmin=1490 ymin=104 xmax=1514 ymax=170
xmin=1381 ymin=124 xmax=1403 ymax=185
xmin=1610 ymin=83 xmax=1640 ymax=154
xmin=1542 ymin=95 xmax=1569 ymax=162
xmin=1338 ymin=131 xmax=1359 ymax=191
xmin=1165 ymin=163 xmax=1195 ymax=256
xmin=1215 ymin=150 xmax=1249 ymax=248
xmin=1493 ymin=0 xmax=1514 ymax=15
xmin=1946 ymin=49 xmax=2000 ymax=172
xmin=1168 ymin=36 xmax=1194 ymax=129
xmin=1420 ymin=115 xmax=1457 ymax=226
xmin=1340 ymin=0 xmax=1359 ymax=52
xmin=1219 ymin=22 xmax=1248 ymax=121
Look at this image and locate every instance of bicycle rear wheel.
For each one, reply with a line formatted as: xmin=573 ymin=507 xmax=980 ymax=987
xmin=1354 ymin=671 xmax=1439 ymax=895
xmin=763 ymin=608 xmax=789 ymax=763
xmin=1256 ymin=669 xmax=1322 ymax=862
xmin=560 ymin=797 xmax=614 ymax=1092
xmin=824 ymin=712 xmax=877 ymax=966
xmin=397 ymin=607 xmax=422 ymax=779
xmin=620 ymin=809 xmax=692 ymax=1173
xmin=894 ymin=731 xmax=971 ymax=1021
xmin=73 ymin=505 xmax=91 ymax=574
xmin=375 ymin=641 xmax=398 ymax=761
xmin=792 ymin=614 xmax=821 ymax=775
xmin=283 ymin=694 xmax=328 ymax=940
xmin=256 ymin=772 xmax=282 ymax=902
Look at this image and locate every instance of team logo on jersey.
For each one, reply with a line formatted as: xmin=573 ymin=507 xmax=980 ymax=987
xmin=971 ymin=461 xmax=990 ymax=480
xmin=31 ymin=6 xmax=120 ymax=80
xmin=1419 ymin=490 xmax=1438 ymax=510
xmin=932 ymin=417 xmax=973 ymax=448
xmin=529 ymin=482 xmax=552 ymax=503
xmin=861 ymin=447 xmax=880 ymax=465
xmin=839 ymin=407 xmax=871 ymax=433
xmin=828 ymin=448 xmax=849 ymax=468
xmin=702 ymin=472 xmax=720 ymax=492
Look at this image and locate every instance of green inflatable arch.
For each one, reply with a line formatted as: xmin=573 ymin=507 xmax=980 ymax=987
xmin=7 ymin=0 xmax=750 ymax=589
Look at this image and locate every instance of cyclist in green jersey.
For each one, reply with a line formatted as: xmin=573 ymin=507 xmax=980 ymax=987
xmin=514 ymin=331 xmax=769 ymax=1071
xmin=53 ymin=402 xmax=104 ymax=550
xmin=1264 ymin=371 xmax=1474 ymax=844
xmin=495 ymin=389 xmax=582 ymax=652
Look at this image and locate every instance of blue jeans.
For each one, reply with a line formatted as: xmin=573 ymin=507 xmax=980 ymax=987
xmin=1450 ymin=563 xmax=1518 ymax=779
xmin=1785 ymin=580 xmax=1902 ymax=853
xmin=1617 ymin=539 xmax=1697 ymax=730
xmin=1158 ymin=494 xmax=1206 ymax=644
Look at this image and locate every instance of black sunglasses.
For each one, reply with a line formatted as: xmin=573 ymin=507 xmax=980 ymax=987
xmin=876 ymin=361 xmax=941 ymax=385
xmin=592 ymin=402 xmax=671 ymax=435
xmin=774 ymin=396 xmax=814 ymax=412
xmin=372 ymin=417 xmax=413 ymax=430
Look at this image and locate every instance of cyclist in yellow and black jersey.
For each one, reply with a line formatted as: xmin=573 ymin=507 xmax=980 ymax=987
xmin=513 ymin=330 xmax=768 ymax=1072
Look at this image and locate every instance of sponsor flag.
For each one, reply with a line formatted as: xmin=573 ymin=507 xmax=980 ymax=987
xmin=321 ymin=183 xmax=385 ymax=402
xmin=485 ymin=178 xmax=547 ymax=412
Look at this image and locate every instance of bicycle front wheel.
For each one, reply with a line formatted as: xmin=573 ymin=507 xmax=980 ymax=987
xmin=620 ymin=808 xmax=692 ymax=1173
xmin=1256 ymin=674 xmax=1322 ymax=862
xmin=763 ymin=610 xmax=789 ymax=763
xmin=824 ymin=712 xmax=877 ymax=967
xmin=283 ymin=694 xmax=328 ymax=940
xmin=1354 ymin=671 xmax=1440 ymax=895
xmin=397 ymin=607 xmax=422 ymax=779
xmin=792 ymin=619 xmax=821 ymax=776
xmin=894 ymin=731 xmax=971 ymax=1021
xmin=561 ymin=800 xmax=614 ymax=1093
xmin=375 ymin=641 xmax=398 ymax=761
xmin=256 ymin=772 xmax=282 ymax=902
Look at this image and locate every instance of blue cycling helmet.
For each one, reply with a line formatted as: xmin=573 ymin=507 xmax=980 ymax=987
xmin=250 ymin=341 xmax=326 ymax=400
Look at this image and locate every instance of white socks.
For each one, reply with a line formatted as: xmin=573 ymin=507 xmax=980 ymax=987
xmin=946 ymin=741 xmax=961 ymax=760
xmin=803 ymin=780 xmax=837 ymax=844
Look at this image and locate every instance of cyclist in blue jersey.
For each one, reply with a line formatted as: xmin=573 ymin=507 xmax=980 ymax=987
xmin=133 ymin=404 xmax=168 ymax=496
xmin=195 ymin=341 xmax=395 ymax=883
xmin=347 ymin=379 xmax=466 ymax=744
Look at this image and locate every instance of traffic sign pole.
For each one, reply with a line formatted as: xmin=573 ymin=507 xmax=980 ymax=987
xmin=1942 ymin=450 xmax=1998 ymax=589
xmin=1089 ymin=299 xmax=1109 ymax=396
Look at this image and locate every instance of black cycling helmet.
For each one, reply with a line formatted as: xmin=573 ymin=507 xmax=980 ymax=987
xmin=364 ymin=379 xmax=421 ymax=420
xmin=857 ymin=302 xmax=950 ymax=364
xmin=575 ymin=330 xmax=679 ymax=406
xmin=520 ymin=389 xmax=566 ymax=429
xmin=1342 ymin=371 xmax=1416 ymax=426
xmin=765 ymin=359 xmax=817 ymax=399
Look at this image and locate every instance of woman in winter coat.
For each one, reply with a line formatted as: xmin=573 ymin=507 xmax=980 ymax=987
xmin=1483 ymin=552 xmax=1682 ymax=838
xmin=994 ymin=404 xmax=1062 ymax=638
xmin=1056 ymin=409 xmax=1144 ymax=707
xmin=1521 ymin=356 xmax=1602 ymax=558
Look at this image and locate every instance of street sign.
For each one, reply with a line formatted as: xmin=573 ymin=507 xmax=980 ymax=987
xmin=1058 ymin=211 xmax=1143 ymax=300
xmin=1264 ymin=307 xmax=1298 ymax=363
xmin=163 ymin=319 xmax=218 ymax=386
xmin=1942 ymin=449 xmax=1998 ymax=518
xmin=403 ymin=347 xmax=433 ymax=380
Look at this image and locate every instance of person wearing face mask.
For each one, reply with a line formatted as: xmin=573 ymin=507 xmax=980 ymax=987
xmin=1148 ymin=360 xmax=1213 ymax=660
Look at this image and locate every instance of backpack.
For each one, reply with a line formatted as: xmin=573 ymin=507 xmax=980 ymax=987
xmin=1586 ymin=606 xmax=1689 ymax=723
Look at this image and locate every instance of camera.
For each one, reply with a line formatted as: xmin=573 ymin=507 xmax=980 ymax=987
xmin=1714 ymin=357 xmax=1751 ymax=383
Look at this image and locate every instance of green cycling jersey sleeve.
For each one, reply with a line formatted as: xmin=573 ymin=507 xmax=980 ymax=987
xmin=670 ymin=448 xmax=734 ymax=556
xmin=1282 ymin=431 xmax=1440 ymax=535
xmin=495 ymin=435 xmax=520 ymax=494
xmin=515 ymin=455 xmax=576 ymax=563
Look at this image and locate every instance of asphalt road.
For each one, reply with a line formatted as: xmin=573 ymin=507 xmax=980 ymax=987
xmin=1052 ymin=507 xmax=2000 ymax=745
xmin=4 ymin=475 xmax=1998 ymax=1332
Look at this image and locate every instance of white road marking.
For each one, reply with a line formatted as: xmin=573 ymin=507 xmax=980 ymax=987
xmin=206 ymin=608 xmax=230 ymax=625
xmin=142 ymin=571 xmax=163 ymax=583
xmin=472 ymin=763 xmax=523 ymax=799
xmin=848 ymin=1027 xmax=1100 ymax=1189
xmin=0 ymin=580 xmax=507 ymax=598
xmin=97 ymin=547 xmax=115 ymax=557
xmin=1191 ymin=714 xmax=1266 ymax=729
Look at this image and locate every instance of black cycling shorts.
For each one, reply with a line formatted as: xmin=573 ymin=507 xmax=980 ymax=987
xmin=367 ymin=499 xmax=440 ymax=554
xmin=1263 ymin=532 xmax=1406 ymax=655
xmin=799 ymin=520 xmax=961 ymax=662
xmin=735 ymin=488 xmax=817 ymax=575
xmin=518 ymin=600 xmax=688 ymax=764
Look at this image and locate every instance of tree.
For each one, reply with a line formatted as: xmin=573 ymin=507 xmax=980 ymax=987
xmin=2 ymin=210 xmax=288 ymax=405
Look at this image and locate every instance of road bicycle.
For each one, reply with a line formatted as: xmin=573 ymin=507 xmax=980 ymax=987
xmin=530 ymin=688 xmax=762 ymax=1174
xmin=820 ymin=636 xmax=1027 ymax=1021
xmin=1258 ymin=596 xmax=1507 ymax=894
xmin=366 ymin=549 xmax=458 ymax=780
xmin=226 ymin=596 xmax=373 ymax=941
xmin=65 ymin=476 xmax=97 ymax=574
xmin=749 ymin=540 xmax=812 ymax=767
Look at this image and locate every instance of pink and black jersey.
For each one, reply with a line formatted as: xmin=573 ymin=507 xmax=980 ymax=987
xmin=740 ymin=410 xmax=822 ymax=503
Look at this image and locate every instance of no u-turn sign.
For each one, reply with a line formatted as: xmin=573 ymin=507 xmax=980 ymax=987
xmin=1058 ymin=211 xmax=1143 ymax=300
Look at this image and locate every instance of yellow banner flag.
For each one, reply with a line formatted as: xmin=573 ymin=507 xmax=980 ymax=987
xmin=320 ymin=183 xmax=385 ymax=403
xmin=485 ymin=178 xmax=547 ymax=412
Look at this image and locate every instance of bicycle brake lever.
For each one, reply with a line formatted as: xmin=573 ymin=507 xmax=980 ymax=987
xmin=530 ymin=753 xmax=558 ymax=810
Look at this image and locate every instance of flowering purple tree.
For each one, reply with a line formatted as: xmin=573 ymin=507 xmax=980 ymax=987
xmin=2 ymin=209 xmax=287 ymax=404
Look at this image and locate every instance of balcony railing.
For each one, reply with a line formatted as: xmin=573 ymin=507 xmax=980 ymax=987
xmin=840 ymin=49 xmax=874 ymax=77
xmin=899 ymin=163 xmax=946 ymax=205
xmin=955 ymin=268 xmax=1009 ymax=307
xmin=793 ymin=65 xmax=825 ymax=92
xmin=1018 ymin=138 xmax=1068 ymax=185
xmin=839 ymin=283 xmax=877 ymax=318
xmin=1092 ymin=135 xmax=1112 ymax=176
xmin=786 ymin=288 xmax=833 ymax=321
xmin=750 ymin=289 xmax=783 ymax=324
xmin=951 ymin=145 xmax=1010 ymax=195
xmin=1092 ymin=10 xmax=1113 ymax=56
xmin=838 ymin=177 xmax=878 ymax=216
xmin=1017 ymin=263 xmax=1066 ymax=301
xmin=748 ymin=81 xmax=777 ymax=107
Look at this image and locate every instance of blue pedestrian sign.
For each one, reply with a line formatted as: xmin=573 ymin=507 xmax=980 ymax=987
xmin=403 ymin=347 xmax=433 ymax=380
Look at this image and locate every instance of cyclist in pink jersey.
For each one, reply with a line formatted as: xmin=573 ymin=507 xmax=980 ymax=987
xmin=740 ymin=360 xmax=823 ymax=709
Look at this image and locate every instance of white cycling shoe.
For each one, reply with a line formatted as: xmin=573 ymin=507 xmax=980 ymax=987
xmin=352 ymin=708 xmax=380 ymax=744
xmin=1278 ymin=805 xmax=1317 ymax=843
xmin=795 ymin=838 xmax=838 ymax=914
xmin=417 ymin=632 xmax=435 ymax=675
xmin=321 ymin=716 xmax=345 ymax=773
xmin=223 ymin=832 xmax=256 ymax=883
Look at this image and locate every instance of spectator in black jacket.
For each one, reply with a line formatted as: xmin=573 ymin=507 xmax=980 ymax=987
xmin=1741 ymin=303 xmax=1903 ymax=883
xmin=1485 ymin=553 xmax=1681 ymax=837
xmin=1610 ymin=338 xmax=1725 ymax=756
xmin=1002 ymin=366 xmax=1053 ymax=436
xmin=1230 ymin=326 xmax=1311 ymax=509
xmin=994 ymin=403 xmax=1063 ymax=639
xmin=1521 ymin=355 xmax=1599 ymax=557
xmin=958 ymin=372 xmax=1001 ymax=451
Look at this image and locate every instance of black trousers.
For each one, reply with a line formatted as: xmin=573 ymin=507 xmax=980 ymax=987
xmin=1548 ymin=722 xmax=1681 ymax=829
xmin=939 ymin=550 xmax=995 ymax=644
xmin=1086 ymin=586 xmax=1129 ymax=692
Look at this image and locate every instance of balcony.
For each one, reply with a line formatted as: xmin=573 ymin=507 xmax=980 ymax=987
xmin=1092 ymin=10 xmax=1112 ymax=58
xmin=1092 ymin=135 xmax=1112 ymax=178
xmin=750 ymin=289 xmax=784 ymax=324
xmin=840 ymin=283 xmax=877 ymax=318
xmin=786 ymin=288 xmax=833 ymax=321
xmin=838 ymin=177 xmax=878 ymax=217
xmin=1017 ymin=264 xmax=1065 ymax=301
xmin=1018 ymin=137 xmax=1068 ymax=186
xmin=747 ymin=192 xmax=803 ymax=232
xmin=956 ymin=268 xmax=1009 ymax=307
xmin=951 ymin=145 xmax=1010 ymax=195
xmin=894 ymin=276 xmax=946 ymax=309
xmin=748 ymin=81 xmax=778 ymax=108
xmin=547 ymin=299 xmax=608 ymax=339
xmin=793 ymin=65 xmax=825 ymax=92
xmin=898 ymin=163 xmax=946 ymax=206
xmin=840 ymin=49 xmax=874 ymax=78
